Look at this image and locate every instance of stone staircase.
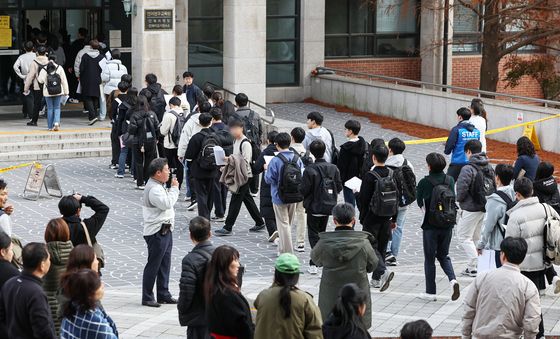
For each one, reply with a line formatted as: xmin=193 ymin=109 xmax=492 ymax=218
xmin=0 ymin=129 xmax=112 ymax=162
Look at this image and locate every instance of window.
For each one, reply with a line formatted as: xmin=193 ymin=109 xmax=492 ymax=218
xmin=188 ymin=0 xmax=223 ymax=86
xmin=452 ymin=3 xmax=482 ymax=54
xmin=325 ymin=0 xmax=419 ymax=58
xmin=266 ymin=0 xmax=299 ymax=86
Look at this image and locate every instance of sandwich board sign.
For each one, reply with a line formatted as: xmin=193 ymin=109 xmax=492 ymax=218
xmin=23 ymin=163 xmax=63 ymax=201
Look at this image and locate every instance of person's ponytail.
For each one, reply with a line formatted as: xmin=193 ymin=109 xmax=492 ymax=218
xmin=274 ymin=269 xmax=299 ymax=319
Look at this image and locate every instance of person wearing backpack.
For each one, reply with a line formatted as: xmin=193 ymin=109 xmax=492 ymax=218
xmin=254 ymin=131 xmax=279 ymax=242
xmin=416 ymin=152 xmax=460 ymax=302
xmin=476 ymin=164 xmax=515 ymax=269
xmin=159 ymin=97 xmax=185 ymax=189
xmin=291 ymin=127 xmax=312 ymax=252
xmin=384 ymin=138 xmax=416 ymax=267
xmin=533 ymin=162 xmax=560 ymax=214
xmin=338 ymin=120 xmax=367 ymax=207
xmin=357 ymin=144 xmax=398 ymax=291
xmin=444 ymin=107 xmax=480 ymax=181
xmin=23 ymin=45 xmax=49 ymax=127
xmin=506 ymin=177 xmax=560 ymax=338
xmin=185 ymin=113 xmax=219 ymax=221
xmin=456 ymin=140 xmax=496 ymax=277
xmin=265 ymin=132 xmax=305 ymax=254
xmin=178 ymin=216 xmax=215 ymax=338
xmin=142 ymin=73 xmax=168 ymax=156
xmin=215 ymin=119 xmax=266 ymax=236
xmin=303 ymin=111 xmax=334 ymax=163
xmin=115 ymin=86 xmax=137 ymax=179
xmin=36 ymin=60 xmax=68 ymax=131
xmin=210 ymin=108 xmax=233 ymax=222
xmin=301 ymin=139 xmax=342 ymax=274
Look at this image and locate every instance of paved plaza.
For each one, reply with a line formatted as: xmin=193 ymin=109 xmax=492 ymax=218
xmin=2 ymin=103 xmax=560 ymax=338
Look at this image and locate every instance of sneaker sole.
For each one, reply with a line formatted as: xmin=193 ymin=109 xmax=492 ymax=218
xmin=295 ymin=247 xmax=305 ymax=252
xmin=451 ymin=283 xmax=460 ymax=301
xmin=555 ymin=281 xmax=560 ymax=294
xmin=380 ymin=271 xmax=395 ymax=292
xmin=214 ymin=232 xmax=232 ymax=237
xmin=268 ymin=231 xmax=279 ymax=242
xmin=187 ymin=205 xmax=198 ymax=211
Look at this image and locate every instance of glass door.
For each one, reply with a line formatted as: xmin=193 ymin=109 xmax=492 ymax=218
xmin=0 ymin=8 xmax=22 ymax=105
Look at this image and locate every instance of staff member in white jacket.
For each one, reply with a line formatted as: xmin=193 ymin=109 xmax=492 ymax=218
xmin=141 ymin=158 xmax=179 ymax=308
xmin=37 ymin=61 xmax=69 ymax=131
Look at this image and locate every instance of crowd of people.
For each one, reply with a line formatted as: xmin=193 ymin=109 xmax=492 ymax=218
xmin=3 ymin=57 xmax=560 ymax=339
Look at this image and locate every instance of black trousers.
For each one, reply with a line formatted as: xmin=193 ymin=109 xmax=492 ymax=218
xmin=363 ymin=218 xmax=391 ymax=280
xmin=30 ymin=89 xmax=43 ymax=123
xmin=249 ymin=175 xmax=259 ymax=194
xmin=447 ymin=163 xmax=466 ymax=182
xmin=187 ymin=326 xmax=210 ymax=339
xmin=307 ymin=215 xmax=329 ymax=266
xmin=83 ymin=95 xmax=99 ymax=121
xmin=110 ymin=124 xmax=120 ymax=165
xmin=423 ymin=228 xmax=456 ymax=294
xmin=22 ymin=90 xmax=34 ymax=118
xmin=133 ymin=143 xmax=157 ymax=187
xmin=142 ymin=230 xmax=173 ymax=302
xmin=193 ymin=177 xmax=214 ymax=221
xmin=224 ymin=182 xmax=264 ymax=231
xmin=164 ymin=148 xmax=184 ymax=189
xmin=213 ymin=176 xmax=228 ymax=218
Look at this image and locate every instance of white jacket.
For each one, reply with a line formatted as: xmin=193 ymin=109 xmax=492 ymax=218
xmin=506 ymin=197 xmax=559 ymax=272
xmin=159 ymin=109 xmax=181 ymax=149
xmin=101 ymin=59 xmax=128 ymax=95
xmin=36 ymin=62 xmax=69 ymax=97
xmin=12 ymin=52 xmax=36 ymax=80
xmin=302 ymin=127 xmax=333 ymax=163
xmin=74 ymin=46 xmax=99 ymax=78
xmin=142 ymin=178 xmax=179 ymax=236
xmin=177 ymin=113 xmax=201 ymax=159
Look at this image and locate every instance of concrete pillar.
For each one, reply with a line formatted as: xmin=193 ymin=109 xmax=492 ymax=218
xmin=131 ymin=0 xmax=176 ymax=91
xmin=300 ymin=0 xmax=325 ymax=98
xmin=175 ymin=0 xmax=188 ymax=84
xmin=223 ymin=0 xmax=267 ymax=105
xmin=420 ymin=0 xmax=453 ymax=87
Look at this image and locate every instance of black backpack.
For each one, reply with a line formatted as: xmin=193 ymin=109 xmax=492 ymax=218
xmin=314 ymin=164 xmax=338 ymax=215
xmin=234 ymin=110 xmax=261 ymax=146
xmin=46 ymin=65 xmax=62 ymax=95
xmin=197 ymin=130 xmax=220 ymax=170
xmin=369 ymin=169 xmax=399 ymax=217
xmin=427 ymin=176 xmax=457 ymax=228
xmin=150 ymin=89 xmax=167 ymax=118
xmin=240 ymin=138 xmax=261 ymax=172
xmin=169 ymin=111 xmax=188 ymax=147
xmin=140 ymin=113 xmax=158 ymax=145
xmin=290 ymin=147 xmax=313 ymax=167
xmin=278 ymin=153 xmax=304 ymax=204
xmin=326 ymin=129 xmax=340 ymax=165
xmin=389 ymin=159 xmax=417 ymax=207
xmin=470 ymin=164 xmax=497 ymax=207
xmin=495 ymin=191 xmax=517 ymax=234
xmin=211 ymin=126 xmax=234 ymax=156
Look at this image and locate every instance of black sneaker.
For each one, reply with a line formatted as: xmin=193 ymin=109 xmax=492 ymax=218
xmin=386 ymin=254 xmax=398 ymax=266
xmin=249 ymin=224 xmax=265 ymax=232
xmin=187 ymin=201 xmax=198 ymax=211
xmin=214 ymin=228 xmax=232 ymax=236
xmin=26 ymin=121 xmax=37 ymax=126
xmin=211 ymin=216 xmax=225 ymax=222
xmin=88 ymin=117 xmax=98 ymax=125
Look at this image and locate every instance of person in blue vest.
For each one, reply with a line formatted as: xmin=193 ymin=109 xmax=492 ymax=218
xmin=444 ymin=107 xmax=480 ymax=181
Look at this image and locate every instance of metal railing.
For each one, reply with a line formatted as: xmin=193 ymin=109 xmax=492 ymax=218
xmin=316 ymin=66 xmax=560 ymax=108
xmin=204 ymin=82 xmax=275 ymax=125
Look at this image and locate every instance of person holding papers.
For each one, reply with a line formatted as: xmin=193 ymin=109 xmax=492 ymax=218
xmin=184 ymin=113 xmax=218 ymax=220
xmin=337 ymin=120 xmax=368 ymax=207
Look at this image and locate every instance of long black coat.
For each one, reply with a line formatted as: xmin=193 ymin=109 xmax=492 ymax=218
xmin=254 ymin=143 xmax=277 ymax=219
xmin=79 ymin=53 xmax=103 ymax=97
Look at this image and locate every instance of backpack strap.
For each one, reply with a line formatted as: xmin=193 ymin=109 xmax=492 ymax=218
xmin=495 ymin=191 xmax=513 ymax=205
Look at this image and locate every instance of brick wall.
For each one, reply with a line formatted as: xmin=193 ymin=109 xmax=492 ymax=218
xmin=324 ymin=58 xmax=422 ymax=81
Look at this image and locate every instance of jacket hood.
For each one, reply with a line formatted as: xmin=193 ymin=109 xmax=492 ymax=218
xmin=317 ymin=231 xmax=370 ymax=262
xmin=47 ymin=241 xmax=73 ymax=265
xmin=460 ymin=120 xmax=476 ymax=131
xmin=340 ymin=136 xmax=367 ymax=155
xmin=85 ymin=47 xmax=100 ymax=58
xmin=386 ymin=154 xmax=406 ymax=168
xmin=108 ymin=59 xmax=122 ymax=65
xmin=118 ymin=93 xmax=135 ymax=106
xmin=534 ymin=176 xmax=558 ymax=195
xmin=487 ymin=185 xmax=516 ymax=204
xmin=469 ymin=153 xmax=489 ymax=166
xmin=508 ymin=196 xmax=540 ymax=216
xmin=147 ymin=83 xmax=162 ymax=94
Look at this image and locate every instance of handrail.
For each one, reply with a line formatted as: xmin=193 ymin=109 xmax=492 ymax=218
xmin=204 ymin=82 xmax=275 ymax=125
xmin=316 ymin=66 xmax=560 ymax=108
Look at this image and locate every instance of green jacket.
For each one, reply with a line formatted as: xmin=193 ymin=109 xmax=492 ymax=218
xmin=44 ymin=240 xmax=73 ymax=335
xmin=254 ymin=285 xmax=323 ymax=339
xmin=310 ymin=229 xmax=377 ymax=328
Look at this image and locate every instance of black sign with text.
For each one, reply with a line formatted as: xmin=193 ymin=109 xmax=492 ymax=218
xmin=144 ymin=9 xmax=173 ymax=31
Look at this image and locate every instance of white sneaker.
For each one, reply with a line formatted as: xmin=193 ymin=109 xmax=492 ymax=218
xmin=370 ymin=279 xmax=381 ymax=288
xmin=450 ymin=279 xmax=460 ymax=301
xmin=268 ymin=230 xmax=279 ymax=242
xmin=114 ymin=174 xmax=124 ymax=179
xmin=553 ymin=276 xmax=560 ymax=294
xmin=53 ymin=123 xmax=59 ymax=131
xmin=295 ymin=244 xmax=305 ymax=252
xmin=272 ymin=238 xmax=279 ymax=247
xmin=379 ymin=270 xmax=395 ymax=292
xmin=419 ymin=293 xmax=437 ymax=301
xmin=308 ymin=265 xmax=318 ymax=275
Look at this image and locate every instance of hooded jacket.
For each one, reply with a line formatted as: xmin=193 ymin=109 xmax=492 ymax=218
xmin=79 ymin=52 xmax=104 ymax=97
xmin=303 ymin=127 xmax=333 ymax=163
xmin=337 ymin=137 xmax=367 ymax=182
xmin=23 ymin=55 xmax=49 ymax=91
xmin=101 ymin=59 xmax=128 ymax=95
xmin=310 ymin=229 xmax=378 ymax=328
xmin=44 ymin=240 xmax=73 ymax=335
xmin=533 ymin=176 xmax=560 ymax=213
xmin=144 ymin=83 xmax=167 ymax=120
xmin=36 ymin=61 xmax=69 ymax=97
xmin=74 ymin=45 xmax=99 ymax=78
xmin=505 ymin=197 xmax=560 ymax=272
xmin=477 ymin=185 xmax=515 ymax=251
xmin=456 ymin=153 xmax=493 ymax=212
xmin=178 ymin=113 xmax=202 ymax=159
xmin=444 ymin=120 xmax=480 ymax=165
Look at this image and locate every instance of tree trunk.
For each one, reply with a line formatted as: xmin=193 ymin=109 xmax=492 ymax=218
xmin=479 ymin=2 xmax=501 ymax=96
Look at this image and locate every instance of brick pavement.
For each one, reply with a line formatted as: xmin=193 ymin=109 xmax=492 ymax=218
xmin=1 ymin=102 xmax=560 ymax=338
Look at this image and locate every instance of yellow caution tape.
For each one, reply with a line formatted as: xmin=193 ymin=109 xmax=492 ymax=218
xmin=0 ymin=162 xmax=39 ymax=174
xmin=403 ymin=113 xmax=560 ymax=145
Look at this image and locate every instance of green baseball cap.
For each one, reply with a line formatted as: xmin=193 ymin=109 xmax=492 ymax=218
xmin=275 ymin=253 xmax=301 ymax=274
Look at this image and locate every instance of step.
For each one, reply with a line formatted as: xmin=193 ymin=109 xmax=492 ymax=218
xmin=0 ymin=147 xmax=112 ymax=162
xmin=0 ymin=138 xmax=111 ymax=152
xmin=0 ymin=129 xmax=111 ymax=143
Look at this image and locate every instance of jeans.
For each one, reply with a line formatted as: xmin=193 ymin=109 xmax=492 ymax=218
xmin=224 ymin=182 xmax=264 ymax=231
xmin=117 ymin=146 xmax=129 ymax=176
xmin=83 ymin=95 xmax=99 ymax=121
xmin=343 ymin=186 xmax=356 ymax=207
xmin=99 ymin=89 xmax=107 ymax=120
xmin=387 ymin=207 xmax=408 ymax=257
xmin=447 ymin=163 xmax=466 ymax=182
xmin=213 ymin=176 xmax=228 ymax=218
xmin=363 ymin=218 xmax=391 ymax=280
xmin=45 ymin=95 xmax=62 ymax=130
xmin=307 ymin=214 xmax=329 ymax=266
xmin=142 ymin=231 xmax=173 ymax=302
xmin=423 ymin=228 xmax=456 ymax=294
xmin=273 ymin=203 xmax=297 ymax=254
xmin=457 ymin=210 xmax=485 ymax=270
xmin=133 ymin=143 xmax=157 ymax=187
xmin=193 ymin=178 xmax=214 ymax=220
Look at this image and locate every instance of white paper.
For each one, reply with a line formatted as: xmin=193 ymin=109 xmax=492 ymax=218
xmin=98 ymin=57 xmax=108 ymax=73
xmin=214 ymin=146 xmax=226 ymax=166
xmin=345 ymin=177 xmax=362 ymax=192
xmin=76 ymin=81 xmax=81 ymax=94
xmin=477 ymin=249 xmax=497 ymax=273
xmin=264 ymin=156 xmax=274 ymax=165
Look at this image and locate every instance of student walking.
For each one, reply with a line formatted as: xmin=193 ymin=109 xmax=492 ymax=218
xmin=23 ymin=45 xmax=49 ymax=127
xmin=13 ymin=41 xmax=37 ymax=119
xmin=337 ymin=120 xmax=367 ymax=207
xmin=513 ymin=136 xmax=540 ymax=181
xmin=303 ymin=111 xmax=334 ymax=163
xmin=301 ymin=139 xmax=342 ymax=273
xmin=416 ymin=153 xmax=460 ymax=301
xmin=265 ymin=132 xmax=305 ymax=254
xmin=254 ymin=131 xmax=279 ymax=241
xmin=290 ymin=127 xmax=310 ymax=251
xmin=469 ymin=99 xmax=488 ymax=153
xmin=210 ymin=108 xmax=233 ymax=221
xmin=456 ymin=140 xmax=496 ymax=277
xmin=533 ymin=162 xmax=560 ymax=214
xmin=444 ymin=107 xmax=480 ymax=181
xmin=37 ymin=60 xmax=69 ymax=131
xmin=78 ymin=40 xmax=104 ymax=125
xmin=159 ymin=96 xmax=185 ymax=188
